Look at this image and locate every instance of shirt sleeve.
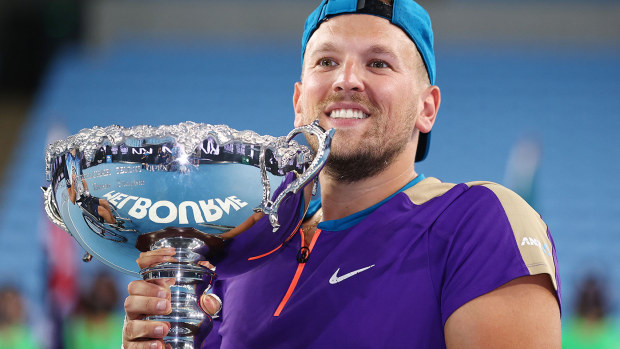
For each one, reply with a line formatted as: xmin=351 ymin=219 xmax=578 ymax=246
xmin=428 ymin=182 xmax=560 ymax=325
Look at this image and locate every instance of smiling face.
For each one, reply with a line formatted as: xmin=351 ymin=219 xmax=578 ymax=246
xmin=294 ymin=14 xmax=437 ymax=182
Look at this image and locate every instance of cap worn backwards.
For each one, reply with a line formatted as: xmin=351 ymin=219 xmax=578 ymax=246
xmin=301 ymin=0 xmax=435 ymax=162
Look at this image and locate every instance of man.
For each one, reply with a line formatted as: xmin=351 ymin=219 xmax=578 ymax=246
xmin=123 ymin=0 xmax=561 ymax=348
xmin=65 ymin=148 xmax=117 ymax=225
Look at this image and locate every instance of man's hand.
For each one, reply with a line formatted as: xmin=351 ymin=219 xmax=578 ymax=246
xmin=122 ymin=248 xmax=222 ymax=349
xmin=123 ymin=248 xmax=175 ymax=349
xmin=124 ymin=277 xmax=174 ymax=349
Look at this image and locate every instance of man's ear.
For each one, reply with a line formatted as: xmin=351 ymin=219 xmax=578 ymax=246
xmin=293 ymin=82 xmax=303 ymax=127
xmin=415 ymin=85 xmax=441 ymax=133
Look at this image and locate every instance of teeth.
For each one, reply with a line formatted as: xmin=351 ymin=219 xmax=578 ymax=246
xmin=329 ymin=109 xmax=369 ymax=119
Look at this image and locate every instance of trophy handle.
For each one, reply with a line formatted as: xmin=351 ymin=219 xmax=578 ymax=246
xmin=42 ymin=186 xmax=70 ymax=233
xmin=258 ymin=120 xmax=334 ymax=231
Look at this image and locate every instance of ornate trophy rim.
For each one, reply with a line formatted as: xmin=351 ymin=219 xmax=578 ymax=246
xmin=45 ymin=121 xmax=313 ymax=182
xmin=44 ymin=121 xmax=334 ymax=233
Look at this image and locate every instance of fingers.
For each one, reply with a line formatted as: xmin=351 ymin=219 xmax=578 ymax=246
xmin=125 ymin=279 xmax=175 ymax=320
xmin=137 ymin=247 xmax=177 ymax=269
xmin=197 ymin=260 xmax=216 ymax=271
xmin=123 ymin=319 xmax=170 ymax=349
xmin=123 ymin=277 xmax=177 ymax=348
xmin=194 ymin=261 xmax=221 ymax=316
xmin=200 ymin=293 xmax=222 ymax=316
xmin=124 ymin=294 xmax=171 ymax=321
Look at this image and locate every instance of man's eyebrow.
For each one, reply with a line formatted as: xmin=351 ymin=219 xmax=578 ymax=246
xmin=309 ymin=42 xmax=339 ymax=55
xmin=307 ymin=43 xmax=400 ymax=60
xmin=367 ymin=44 xmax=398 ymax=60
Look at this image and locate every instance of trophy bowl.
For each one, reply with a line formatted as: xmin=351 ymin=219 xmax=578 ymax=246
xmin=43 ymin=121 xmax=333 ymax=348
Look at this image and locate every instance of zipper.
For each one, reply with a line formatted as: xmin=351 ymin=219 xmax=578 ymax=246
xmin=273 ymin=227 xmax=322 ymax=316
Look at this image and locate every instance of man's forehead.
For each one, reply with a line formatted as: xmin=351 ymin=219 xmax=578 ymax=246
xmin=305 ymin=14 xmax=415 ymax=54
xmin=301 ymin=0 xmax=435 ymax=86
xmin=312 ymin=13 xmax=396 ymax=35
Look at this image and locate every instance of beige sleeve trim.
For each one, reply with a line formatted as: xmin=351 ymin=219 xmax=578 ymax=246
xmin=472 ymin=182 xmax=558 ymax=290
xmin=403 ymin=177 xmax=458 ymax=205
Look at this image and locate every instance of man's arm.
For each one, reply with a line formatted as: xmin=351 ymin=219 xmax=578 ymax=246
xmin=444 ymin=274 xmax=561 ymax=349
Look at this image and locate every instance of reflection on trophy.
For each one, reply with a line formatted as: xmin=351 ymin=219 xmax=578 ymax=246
xmin=43 ymin=121 xmax=334 ymax=348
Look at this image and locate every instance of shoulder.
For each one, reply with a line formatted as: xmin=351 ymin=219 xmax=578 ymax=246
xmin=456 ymin=180 xmax=549 ymax=239
xmin=402 ymin=177 xmax=524 ymax=208
xmin=458 ymin=181 xmax=558 ymax=288
xmin=464 ymin=181 xmax=542 ymax=223
xmin=404 ymin=177 xmax=560 ymax=323
xmin=405 ymin=177 xmax=525 ymax=202
xmin=419 ymin=178 xmax=557 ymax=283
xmin=403 ymin=178 xmax=544 ymax=230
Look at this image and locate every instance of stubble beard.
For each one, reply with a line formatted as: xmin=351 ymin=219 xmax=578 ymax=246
xmin=323 ymin=127 xmax=410 ymax=183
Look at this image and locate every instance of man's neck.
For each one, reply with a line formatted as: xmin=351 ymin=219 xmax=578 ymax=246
xmin=319 ymin=147 xmax=418 ymax=222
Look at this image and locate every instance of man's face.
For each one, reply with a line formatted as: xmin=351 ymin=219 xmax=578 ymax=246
xmin=294 ymin=14 xmax=429 ymax=181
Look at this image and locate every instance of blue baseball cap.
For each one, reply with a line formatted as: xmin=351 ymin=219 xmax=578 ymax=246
xmin=301 ymin=0 xmax=435 ymax=162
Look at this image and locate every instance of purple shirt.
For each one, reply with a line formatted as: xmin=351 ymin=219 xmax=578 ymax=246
xmin=198 ymin=177 xmax=560 ymax=348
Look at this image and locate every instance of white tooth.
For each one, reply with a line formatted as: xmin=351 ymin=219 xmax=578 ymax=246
xmin=329 ymin=109 xmax=368 ymax=119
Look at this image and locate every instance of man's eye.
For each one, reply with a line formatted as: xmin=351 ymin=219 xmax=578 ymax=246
xmin=369 ymin=60 xmax=389 ymax=69
xmin=318 ymin=58 xmax=336 ymax=67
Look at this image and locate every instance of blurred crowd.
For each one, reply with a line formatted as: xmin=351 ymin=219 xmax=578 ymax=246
xmin=0 ymin=273 xmax=123 ymax=349
xmin=563 ymin=275 xmax=620 ymax=348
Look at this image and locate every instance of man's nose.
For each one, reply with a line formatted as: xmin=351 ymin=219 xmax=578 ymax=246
xmin=332 ymin=60 xmax=365 ymax=93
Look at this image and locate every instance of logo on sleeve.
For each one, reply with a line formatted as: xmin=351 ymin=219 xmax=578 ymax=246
xmin=329 ymin=265 xmax=375 ymax=285
xmin=521 ymin=237 xmax=552 ymax=257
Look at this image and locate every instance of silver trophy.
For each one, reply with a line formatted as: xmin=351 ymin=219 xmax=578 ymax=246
xmin=43 ymin=121 xmax=334 ymax=348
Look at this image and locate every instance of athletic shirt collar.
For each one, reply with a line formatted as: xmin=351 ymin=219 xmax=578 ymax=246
xmin=305 ymin=174 xmax=426 ymax=232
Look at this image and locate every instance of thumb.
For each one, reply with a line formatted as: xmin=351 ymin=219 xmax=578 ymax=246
xmin=200 ymin=293 xmax=222 ymax=316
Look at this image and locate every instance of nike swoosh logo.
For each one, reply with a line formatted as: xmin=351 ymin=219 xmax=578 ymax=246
xmin=329 ymin=265 xmax=375 ymax=284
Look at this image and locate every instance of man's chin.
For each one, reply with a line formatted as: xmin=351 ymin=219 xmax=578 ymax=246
xmin=323 ymin=150 xmax=391 ymax=183
xmin=322 ymin=133 xmax=411 ymax=183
